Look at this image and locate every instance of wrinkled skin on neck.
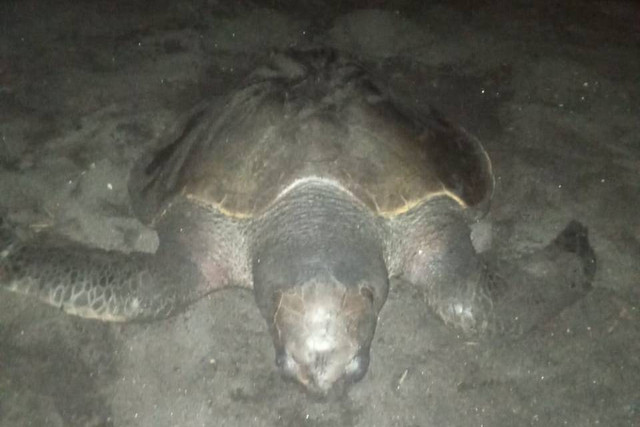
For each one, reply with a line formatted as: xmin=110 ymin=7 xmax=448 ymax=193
xmin=251 ymin=181 xmax=388 ymax=394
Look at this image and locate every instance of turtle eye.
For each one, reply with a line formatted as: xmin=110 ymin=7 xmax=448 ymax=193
xmin=345 ymin=352 xmax=369 ymax=383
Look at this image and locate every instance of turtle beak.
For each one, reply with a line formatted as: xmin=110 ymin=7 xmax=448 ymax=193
xmin=276 ymin=346 xmax=371 ymax=395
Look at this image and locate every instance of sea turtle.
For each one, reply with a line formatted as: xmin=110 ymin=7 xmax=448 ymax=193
xmin=0 ymin=48 xmax=595 ymax=394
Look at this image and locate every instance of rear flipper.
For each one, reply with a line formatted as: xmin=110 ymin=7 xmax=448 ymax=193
xmin=0 ymin=232 xmax=204 ymax=322
xmin=488 ymin=220 xmax=596 ymax=337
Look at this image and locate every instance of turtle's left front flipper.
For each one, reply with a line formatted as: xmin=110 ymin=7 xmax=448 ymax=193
xmin=0 ymin=235 xmax=204 ymax=322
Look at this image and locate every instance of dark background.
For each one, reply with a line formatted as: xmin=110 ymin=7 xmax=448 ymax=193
xmin=0 ymin=1 xmax=638 ymax=426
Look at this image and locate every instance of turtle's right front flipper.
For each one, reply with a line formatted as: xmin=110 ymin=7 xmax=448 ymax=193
xmin=0 ymin=238 xmax=203 ymax=322
xmin=393 ymin=206 xmax=596 ymax=337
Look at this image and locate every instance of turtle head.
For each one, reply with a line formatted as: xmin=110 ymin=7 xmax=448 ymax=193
xmin=251 ymin=181 xmax=389 ymax=393
xmin=272 ymin=277 xmax=377 ymax=395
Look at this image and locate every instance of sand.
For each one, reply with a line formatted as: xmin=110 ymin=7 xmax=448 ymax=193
xmin=0 ymin=1 xmax=638 ymax=426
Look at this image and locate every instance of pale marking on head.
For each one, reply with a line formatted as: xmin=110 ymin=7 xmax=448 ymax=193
xmin=452 ymin=302 xmax=474 ymax=323
xmin=305 ymin=305 xmax=337 ymax=353
xmin=273 ymin=280 xmax=355 ymax=350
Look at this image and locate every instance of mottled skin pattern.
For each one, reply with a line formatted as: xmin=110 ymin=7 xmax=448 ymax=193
xmin=0 ymin=48 xmax=595 ymax=395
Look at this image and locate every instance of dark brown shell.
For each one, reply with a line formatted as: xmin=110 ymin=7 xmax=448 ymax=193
xmin=131 ymin=50 xmax=493 ymax=223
